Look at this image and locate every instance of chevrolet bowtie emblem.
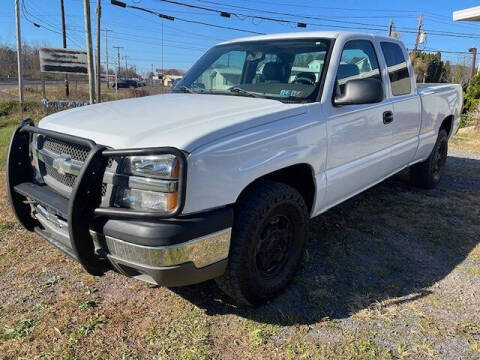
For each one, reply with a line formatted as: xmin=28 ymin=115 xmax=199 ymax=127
xmin=52 ymin=154 xmax=74 ymax=175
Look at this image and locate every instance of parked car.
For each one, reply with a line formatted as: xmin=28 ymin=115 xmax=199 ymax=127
xmin=7 ymin=32 xmax=462 ymax=305
xmin=116 ymin=79 xmax=139 ymax=88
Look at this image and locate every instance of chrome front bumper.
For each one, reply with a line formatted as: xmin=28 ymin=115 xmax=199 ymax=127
xmin=33 ymin=204 xmax=231 ymax=285
xmin=104 ymin=228 xmax=231 ymax=269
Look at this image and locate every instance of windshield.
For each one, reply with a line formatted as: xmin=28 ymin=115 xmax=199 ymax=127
xmin=174 ymin=38 xmax=332 ymax=103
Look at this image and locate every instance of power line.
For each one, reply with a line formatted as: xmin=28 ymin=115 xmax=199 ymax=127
xmin=151 ymin=0 xmax=480 ymax=39
xmin=117 ymin=11 xmax=227 ymax=41
xmin=66 ymin=26 xmax=209 ymax=50
xmin=110 ymin=1 xmax=265 ymax=34
xmin=205 ymin=0 xmax=419 ymax=13
xmin=20 ymin=0 xmax=84 ymax=47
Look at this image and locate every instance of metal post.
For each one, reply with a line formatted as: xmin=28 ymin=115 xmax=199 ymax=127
xmin=161 ymin=19 xmax=164 ymax=93
xmin=104 ymin=30 xmax=111 ymax=88
xmin=96 ymin=0 xmax=101 ymax=102
xmin=83 ymin=0 xmax=96 ymax=104
xmin=124 ymin=56 xmax=128 ymax=79
xmin=113 ymin=46 xmax=122 ymax=92
xmin=469 ymin=47 xmax=477 ymax=79
xmin=41 ymin=74 xmax=47 ymax=114
xmin=60 ymin=0 xmax=69 ymax=97
xmin=14 ymin=0 xmax=24 ymax=120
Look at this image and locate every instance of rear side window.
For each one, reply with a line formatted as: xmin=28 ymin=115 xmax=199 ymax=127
xmin=380 ymin=42 xmax=411 ymax=96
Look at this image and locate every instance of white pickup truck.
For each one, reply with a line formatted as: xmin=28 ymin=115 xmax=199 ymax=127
xmin=7 ymin=32 xmax=462 ymax=305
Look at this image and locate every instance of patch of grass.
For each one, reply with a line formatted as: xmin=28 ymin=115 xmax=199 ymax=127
xmin=45 ymin=275 xmax=62 ymax=287
xmin=468 ymin=267 xmax=480 ymax=276
xmin=450 ymin=126 xmax=480 ymax=154
xmin=78 ymin=300 xmax=97 ymax=311
xmin=458 ymin=321 xmax=480 ymax=354
xmin=284 ymin=336 xmax=393 ymax=360
xmin=0 ymin=99 xmax=46 ymax=171
xmin=147 ymin=305 xmax=211 ymax=360
xmin=0 ymin=125 xmax=15 ymax=170
xmin=67 ymin=314 xmax=107 ymax=345
xmin=0 ymin=221 xmax=15 ymax=234
xmin=0 ymin=319 xmax=36 ymax=342
xmin=247 ymin=322 xmax=280 ymax=347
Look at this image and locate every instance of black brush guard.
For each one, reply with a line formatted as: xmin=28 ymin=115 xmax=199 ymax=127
xmin=6 ymin=119 xmax=187 ymax=276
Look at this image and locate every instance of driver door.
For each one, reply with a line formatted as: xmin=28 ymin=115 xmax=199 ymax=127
xmin=323 ymin=39 xmax=393 ymax=207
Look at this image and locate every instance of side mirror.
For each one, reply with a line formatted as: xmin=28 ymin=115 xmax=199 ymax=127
xmin=334 ymin=78 xmax=384 ymax=106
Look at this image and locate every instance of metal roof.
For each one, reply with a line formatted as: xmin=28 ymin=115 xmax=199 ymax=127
xmin=453 ymin=6 xmax=480 ymax=21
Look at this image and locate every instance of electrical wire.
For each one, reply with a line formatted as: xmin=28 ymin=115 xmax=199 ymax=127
xmin=20 ymin=0 xmax=84 ymax=48
xmin=112 ymin=3 xmax=265 ymax=35
xmin=150 ymin=0 xmax=480 ymax=39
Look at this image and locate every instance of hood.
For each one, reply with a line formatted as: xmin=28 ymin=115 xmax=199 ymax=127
xmin=39 ymin=93 xmax=306 ymax=152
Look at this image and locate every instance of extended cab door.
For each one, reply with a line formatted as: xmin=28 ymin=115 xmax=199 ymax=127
xmin=379 ymin=41 xmax=421 ymax=172
xmin=322 ymin=39 xmax=393 ymax=207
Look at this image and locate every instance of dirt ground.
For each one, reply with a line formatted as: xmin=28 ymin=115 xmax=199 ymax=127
xmin=0 ymin=142 xmax=479 ymax=359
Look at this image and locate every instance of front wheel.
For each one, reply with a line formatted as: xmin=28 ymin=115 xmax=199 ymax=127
xmin=215 ymin=180 xmax=309 ymax=306
xmin=410 ymin=129 xmax=448 ymax=189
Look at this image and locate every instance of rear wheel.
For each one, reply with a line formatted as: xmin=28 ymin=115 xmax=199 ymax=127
xmin=410 ymin=129 xmax=448 ymax=189
xmin=216 ymin=180 xmax=308 ymax=306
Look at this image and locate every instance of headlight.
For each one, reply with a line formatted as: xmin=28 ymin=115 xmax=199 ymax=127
xmin=113 ymin=154 xmax=182 ymax=214
xmin=122 ymin=155 xmax=178 ymax=179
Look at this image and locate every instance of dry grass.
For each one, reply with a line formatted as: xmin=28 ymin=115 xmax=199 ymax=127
xmin=4 ymin=83 xmax=165 ymax=103
xmin=0 ymin=107 xmax=480 ymax=358
xmin=450 ymin=126 xmax=480 ymax=155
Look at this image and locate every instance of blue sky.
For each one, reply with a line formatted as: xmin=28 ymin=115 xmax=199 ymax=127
xmin=2 ymin=0 xmax=480 ymax=74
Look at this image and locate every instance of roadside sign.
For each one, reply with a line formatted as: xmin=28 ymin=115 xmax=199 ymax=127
xmin=39 ymin=47 xmax=88 ymax=74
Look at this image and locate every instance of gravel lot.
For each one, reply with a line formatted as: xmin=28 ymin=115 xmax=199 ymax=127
xmin=0 ymin=145 xmax=479 ymax=359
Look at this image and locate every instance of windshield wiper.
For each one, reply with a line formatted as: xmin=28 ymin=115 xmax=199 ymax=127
xmin=174 ymin=85 xmax=194 ymax=93
xmin=229 ymin=86 xmax=263 ymax=98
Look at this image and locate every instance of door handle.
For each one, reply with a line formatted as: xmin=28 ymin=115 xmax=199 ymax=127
xmin=383 ymin=111 xmax=394 ymax=125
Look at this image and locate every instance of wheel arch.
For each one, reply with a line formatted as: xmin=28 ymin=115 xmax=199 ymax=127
xmin=235 ymin=163 xmax=316 ymax=214
xmin=440 ymin=114 xmax=454 ymax=137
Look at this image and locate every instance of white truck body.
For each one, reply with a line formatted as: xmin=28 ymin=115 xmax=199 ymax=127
xmin=39 ymin=32 xmax=462 ymax=216
xmin=9 ymin=31 xmax=462 ymax=301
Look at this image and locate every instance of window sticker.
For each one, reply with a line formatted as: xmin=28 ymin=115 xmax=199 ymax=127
xmin=280 ymin=89 xmax=304 ymax=97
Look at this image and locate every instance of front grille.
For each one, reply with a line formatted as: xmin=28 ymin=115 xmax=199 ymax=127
xmin=43 ymin=137 xmax=90 ymax=162
xmin=44 ymin=160 xmax=108 ymax=195
xmin=44 ymin=161 xmax=77 ymax=188
xmin=35 ymin=136 xmax=112 ymax=200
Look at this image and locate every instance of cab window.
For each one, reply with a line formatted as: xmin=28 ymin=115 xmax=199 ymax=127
xmin=380 ymin=42 xmax=412 ymax=96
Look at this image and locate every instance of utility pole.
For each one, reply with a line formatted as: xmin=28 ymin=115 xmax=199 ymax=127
xmin=113 ymin=46 xmax=123 ymax=91
xmin=15 ymin=0 xmax=24 ymax=120
xmin=60 ymin=0 xmax=69 ymax=97
xmin=151 ymin=63 xmax=154 ymax=86
xmin=411 ymin=13 xmax=424 ymax=63
xmin=161 ymin=19 xmax=164 ymax=93
xmin=469 ymin=47 xmax=477 ymax=80
xmin=124 ymin=55 xmax=128 ymax=79
xmin=83 ymin=0 xmax=96 ymax=103
xmin=95 ymin=0 xmax=101 ymax=102
xmin=388 ymin=19 xmax=394 ymax=37
xmin=103 ymin=30 xmax=112 ymax=88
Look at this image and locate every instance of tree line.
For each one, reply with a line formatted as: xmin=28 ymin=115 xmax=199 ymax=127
xmin=0 ymin=44 xmax=42 ymax=79
xmin=411 ymin=51 xmax=470 ymax=87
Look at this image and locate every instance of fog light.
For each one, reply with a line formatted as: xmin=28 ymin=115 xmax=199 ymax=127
xmin=115 ymin=188 xmax=177 ymax=212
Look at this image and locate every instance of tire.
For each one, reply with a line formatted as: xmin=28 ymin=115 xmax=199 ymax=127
xmin=215 ymin=180 xmax=309 ymax=306
xmin=410 ymin=129 xmax=448 ymax=189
